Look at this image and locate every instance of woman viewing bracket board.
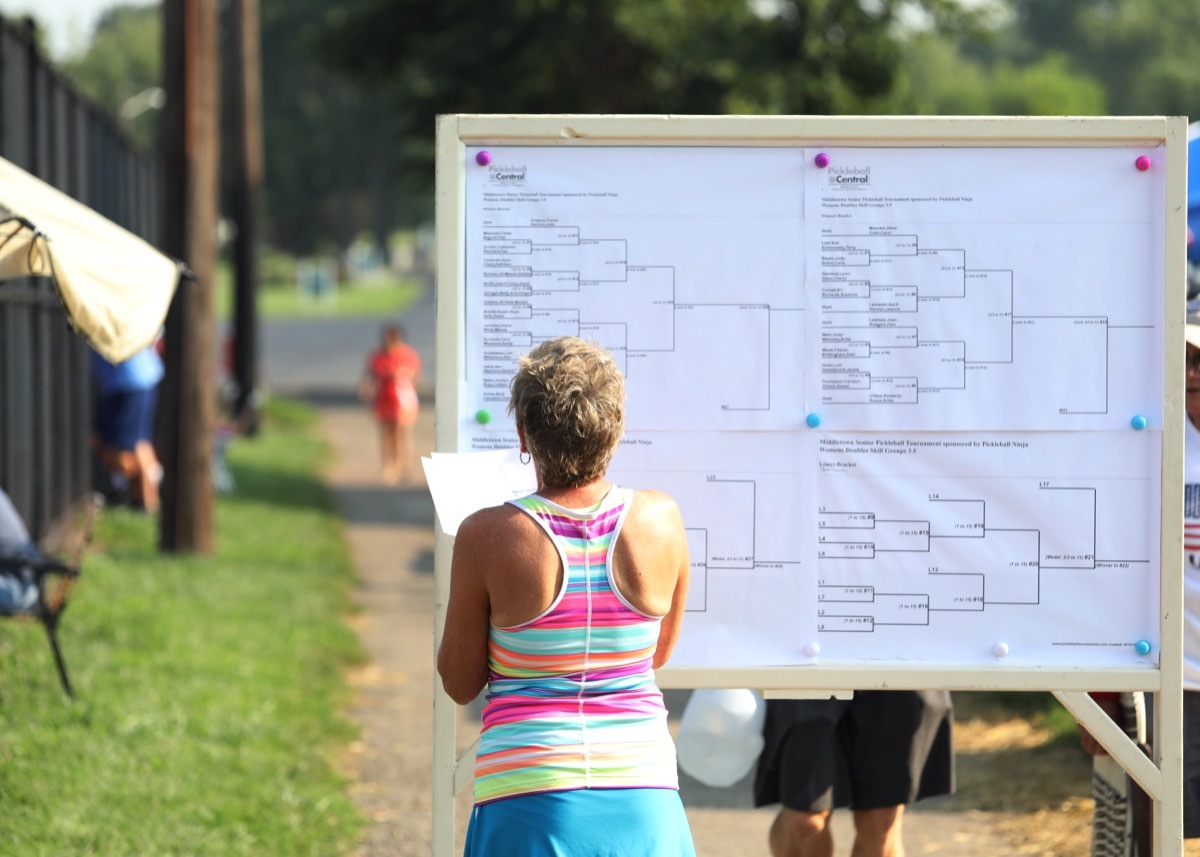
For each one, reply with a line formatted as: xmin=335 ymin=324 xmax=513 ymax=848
xmin=431 ymin=114 xmax=1187 ymax=857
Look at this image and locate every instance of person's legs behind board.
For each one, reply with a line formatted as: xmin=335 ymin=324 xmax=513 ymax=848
xmin=840 ymin=690 xmax=955 ymax=857
xmin=769 ymin=806 xmax=835 ymax=857
xmin=755 ymin=698 xmax=849 ymax=857
xmin=851 ymin=805 xmax=905 ymax=857
xmin=755 ymin=691 xmax=953 ymax=857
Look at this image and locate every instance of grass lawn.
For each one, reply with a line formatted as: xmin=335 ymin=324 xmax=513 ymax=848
xmin=0 ymin=398 xmax=365 ymax=856
xmin=215 ymin=265 xmax=424 ymax=320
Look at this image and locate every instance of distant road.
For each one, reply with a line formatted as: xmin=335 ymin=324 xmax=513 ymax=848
xmin=260 ymin=280 xmax=436 ymax=400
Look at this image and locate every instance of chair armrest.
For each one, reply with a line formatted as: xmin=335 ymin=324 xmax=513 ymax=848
xmin=0 ymin=556 xmax=80 ymax=619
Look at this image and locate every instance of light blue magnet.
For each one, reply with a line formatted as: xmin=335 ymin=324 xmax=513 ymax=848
xmin=1131 ymin=415 xmax=1148 ymax=430
xmin=806 ymin=413 xmax=821 ymax=428
xmin=1135 ymin=640 xmax=1152 ymax=656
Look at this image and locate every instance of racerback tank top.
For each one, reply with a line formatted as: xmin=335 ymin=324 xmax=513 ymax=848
xmin=472 ymin=486 xmax=679 ymax=804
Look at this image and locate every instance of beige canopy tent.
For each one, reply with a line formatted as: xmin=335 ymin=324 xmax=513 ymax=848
xmin=0 ymin=155 xmax=181 ymax=364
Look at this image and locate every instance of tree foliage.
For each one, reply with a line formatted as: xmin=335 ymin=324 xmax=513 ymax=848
xmin=56 ymin=0 xmax=406 ymax=256
xmin=59 ymin=4 xmax=161 ymax=150
xmin=1006 ymin=0 xmax=1200 ymax=116
xmin=893 ymin=34 xmax=1107 ymax=116
xmin=317 ymin=0 xmax=978 ymax=200
xmin=258 ymin=0 xmax=407 ymax=253
xmin=51 ymin=0 xmax=1200 ymax=252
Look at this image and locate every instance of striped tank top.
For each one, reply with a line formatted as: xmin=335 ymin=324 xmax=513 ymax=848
xmin=472 ymin=486 xmax=679 ymax=805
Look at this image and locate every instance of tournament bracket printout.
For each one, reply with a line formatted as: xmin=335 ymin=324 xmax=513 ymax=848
xmin=456 ymin=145 xmax=1165 ymax=669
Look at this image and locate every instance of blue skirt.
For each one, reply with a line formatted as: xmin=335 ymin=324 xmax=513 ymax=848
xmin=464 ymin=788 xmax=696 ymax=857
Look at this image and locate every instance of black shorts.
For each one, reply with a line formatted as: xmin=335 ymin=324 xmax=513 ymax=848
xmin=753 ymin=690 xmax=955 ymax=812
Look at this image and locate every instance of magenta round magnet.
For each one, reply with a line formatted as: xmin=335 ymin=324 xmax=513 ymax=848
xmin=475 ymin=151 xmax=491 ymax=166
xmin=814 ymin=152 xmax=830 ymax=168
xmin=1135 ymin=155 xmax=1152 ymax=172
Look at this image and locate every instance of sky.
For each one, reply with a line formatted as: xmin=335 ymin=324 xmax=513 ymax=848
xmin=1 ymin=0 xmax=154 ymax=61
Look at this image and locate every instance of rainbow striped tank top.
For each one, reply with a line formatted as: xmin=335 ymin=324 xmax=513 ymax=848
xmin=472 ymin=486 xmax=679 ymax=805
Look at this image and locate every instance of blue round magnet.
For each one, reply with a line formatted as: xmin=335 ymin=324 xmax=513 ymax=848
xmin=1131 ymin=415 xmax=1147 ymax=430
xmin=806 ymin=413 xmax=821 ymax=428
xmin=1135 ymin=640 xmax=1152 ymax=656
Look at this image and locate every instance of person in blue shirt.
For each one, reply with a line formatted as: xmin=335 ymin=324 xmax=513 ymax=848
xmin=91 ymin=344 xmax=164 ymax=513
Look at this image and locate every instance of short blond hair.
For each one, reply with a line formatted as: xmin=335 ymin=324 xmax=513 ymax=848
xmin=508 ymin=337 xmax=625 ymax=488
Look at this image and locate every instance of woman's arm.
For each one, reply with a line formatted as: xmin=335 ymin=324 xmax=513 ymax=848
xmin=651 ymin=497 xmax=690 ymax=669
xmin=437 ymin=512 xmax=493 ymax=704
xmin=358 ymin=356 xmax=376 ymax=402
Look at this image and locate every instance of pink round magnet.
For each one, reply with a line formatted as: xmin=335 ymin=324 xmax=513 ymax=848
xmin=475 ymin=151 xmax=491 ymax=166
xmin=814 ymin=152 xmax=830 ymax=168
xmin=1135 ymin=155 xmax=1152 ymax=172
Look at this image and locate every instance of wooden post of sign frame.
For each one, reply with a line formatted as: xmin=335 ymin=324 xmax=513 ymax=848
xmin=432 ymin=114 xmax=1188 ymax=856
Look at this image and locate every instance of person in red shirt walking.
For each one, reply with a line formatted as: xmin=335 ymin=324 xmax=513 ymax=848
xmin=359 ymin=324 xmax=421 ymax=484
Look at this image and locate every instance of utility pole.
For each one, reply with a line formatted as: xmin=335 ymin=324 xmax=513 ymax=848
xmin=159 ymin=0 xmax=219 ymax=553
xmin=229 ymin=0 xmax=263 ymax=435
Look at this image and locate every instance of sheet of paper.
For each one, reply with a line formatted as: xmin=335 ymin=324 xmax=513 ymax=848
xmin=811 ymin=429 xmax=1162 ymax=666
xmin=421 ymin=449 xmax=537 ymax=536
xmin=609 ymin=428 xmax=1161 ymax=668
xmin=462 ymin=146 xmax=806 ymax=448
xmin=451 ymin=144 xmax=1169 ymax=670
xmin=806 ymin=147 xmax=1165 ymax=431
xmin=609 ymin=430 xmax=818 ymax=667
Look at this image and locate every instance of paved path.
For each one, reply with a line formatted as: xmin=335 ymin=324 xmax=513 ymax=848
xmin=265 ymin=288 xmax=1019 ymax=855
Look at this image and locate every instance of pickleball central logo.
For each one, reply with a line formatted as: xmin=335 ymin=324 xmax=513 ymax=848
xmin=828 ymin=165 xmax=870 ymax=188
xmin=489 ymin=164 xmax=527 ymax=184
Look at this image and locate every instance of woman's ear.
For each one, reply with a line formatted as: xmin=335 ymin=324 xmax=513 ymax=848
xmin=516 ymin=423 xmax=527 ymax=453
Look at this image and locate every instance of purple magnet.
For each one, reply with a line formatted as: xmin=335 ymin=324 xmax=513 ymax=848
xmin=814 ymin=152 xmax=830 ymax=168
xmin=1135 ymin=155 xmax=1152 ymax=172
xmin=475 ymin=151 xmax=491 ymax=166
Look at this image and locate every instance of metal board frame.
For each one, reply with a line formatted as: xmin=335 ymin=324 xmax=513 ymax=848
xmin=433 ymin=114 xmax=1187 ymax=856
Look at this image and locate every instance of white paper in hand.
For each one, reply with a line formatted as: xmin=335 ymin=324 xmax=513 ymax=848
xmin=421 ymin=449 xmax=537 ymax=535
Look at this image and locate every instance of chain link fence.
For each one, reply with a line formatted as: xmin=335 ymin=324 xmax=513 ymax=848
xmin=0 ymin=17 xmax=161 ymax=541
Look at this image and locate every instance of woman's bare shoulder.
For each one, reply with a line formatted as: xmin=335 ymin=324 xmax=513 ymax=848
xmin=626 ymin=489 xmax=685 ymax=532
xmin=454 ymin=501 xmax=542 ymax=555
xmin=629 ymin=487 xmax=682 ymax=512
xmin=457 ymin=502 xmax=526 ymax=537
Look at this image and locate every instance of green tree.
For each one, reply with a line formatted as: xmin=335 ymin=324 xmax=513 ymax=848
xmin=58 ymin=0 xmax=407 ymax=258
xmin=893 ymin=33 xmax=1107 ymax=116
xmin=1007 ymin=0 xmax=1200 ymax=117
xmin=259 ymin=0 xmax=408 ymax=253
xmin=318 ymin=0 xmax=978 ymax=199
xmin=59 ymin=4 xmax=161 ymax=150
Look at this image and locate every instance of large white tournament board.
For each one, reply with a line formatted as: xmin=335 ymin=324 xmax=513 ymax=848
xmin=431 ymin=115 xmax=1188 ymax=855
